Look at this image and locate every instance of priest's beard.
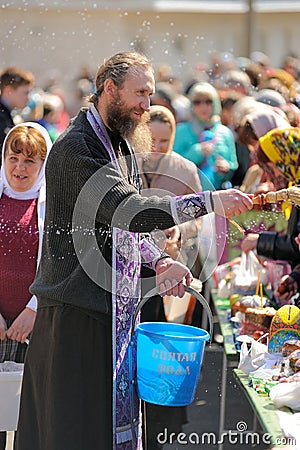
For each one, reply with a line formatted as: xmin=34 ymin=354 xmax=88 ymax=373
xmin=106 ymin=96 xmax=152 ymax=154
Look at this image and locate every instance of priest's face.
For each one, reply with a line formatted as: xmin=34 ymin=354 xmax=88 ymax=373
xmin=106 ymin=66 xmax=154 ymax=153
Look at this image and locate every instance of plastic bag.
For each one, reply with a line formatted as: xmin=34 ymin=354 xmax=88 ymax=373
xmin=266 ymin=260 xmax=291 ymax=291
xmin=238 ymin=336 xmax=268 ymax=375
xmin=213 ymin=258 xmax=241 ymax=288
xmin=217 ymin=277 xmax=232 ymax=299
xmin=0 ymin=361 xmax=24 ymax=372
xmin=231 ymin=251 xmax=268 ymax=295
xmin=270 ymin=382 xmax=300 ymax=411
xmin=215 ymin=258 xmax=241 ymax=298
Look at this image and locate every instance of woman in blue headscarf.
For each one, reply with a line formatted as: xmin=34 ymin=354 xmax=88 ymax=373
xmin=173 ymin=81 xmax=238 ymax=190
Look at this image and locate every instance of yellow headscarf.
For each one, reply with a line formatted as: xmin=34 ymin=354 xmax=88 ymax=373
xmin=259 ymin=127 xmax=300 ymax=183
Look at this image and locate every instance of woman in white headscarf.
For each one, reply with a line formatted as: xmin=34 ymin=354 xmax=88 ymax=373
xmin=0 ymin=122 xmax=51 ymax=450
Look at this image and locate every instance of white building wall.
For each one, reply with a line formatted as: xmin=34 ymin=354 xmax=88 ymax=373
xmin=0 ymin=6 xmax=300 ymax=95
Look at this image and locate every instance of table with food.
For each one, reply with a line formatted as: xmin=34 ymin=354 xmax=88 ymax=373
xmin=213 ymin=240 xmax=300 ymax=448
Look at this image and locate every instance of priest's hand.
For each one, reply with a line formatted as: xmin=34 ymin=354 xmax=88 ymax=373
xmin=155 ymin=257 xmax=193 ymax=297
xmin=212 ymin=189 xmax=253 ymax=218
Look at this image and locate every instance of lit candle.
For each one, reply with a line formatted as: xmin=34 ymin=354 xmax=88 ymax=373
xmin=259 ymin=283 xmax=263 ymax=309
xmin=255 ymin=270 xmax=261 ymax=296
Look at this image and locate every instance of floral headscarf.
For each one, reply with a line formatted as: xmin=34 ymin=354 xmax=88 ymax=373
xmin=259 ymin=127 xmax=300 ymax=183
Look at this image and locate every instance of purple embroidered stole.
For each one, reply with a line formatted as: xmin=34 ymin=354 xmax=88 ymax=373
xmin=87 ymin=106 xmax=142 ymax=449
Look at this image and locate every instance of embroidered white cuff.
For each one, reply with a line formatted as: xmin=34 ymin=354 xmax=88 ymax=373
xmin=140 ymin=235 xmax=169 ymax=271
xmin=26 ymin=295 xmax=37 ymax=312
xmin=170 ymin=191 xmax=211 ymax=225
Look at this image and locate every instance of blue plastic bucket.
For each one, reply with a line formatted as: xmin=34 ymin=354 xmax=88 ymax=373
xmin=136 ymin=321 xmax=209 ymax=406
xmin=131 ymin=285 xmax=213 ymax=407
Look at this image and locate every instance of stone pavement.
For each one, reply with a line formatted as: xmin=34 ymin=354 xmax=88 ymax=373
xmin=163 ymin=344 xmax=267 ymax=450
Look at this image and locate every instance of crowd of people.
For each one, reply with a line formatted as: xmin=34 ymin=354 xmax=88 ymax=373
xmin=0 ymin=49 xmax=300 ymax=450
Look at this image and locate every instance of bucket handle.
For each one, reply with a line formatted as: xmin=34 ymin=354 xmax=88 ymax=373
xmin=131 ymin=285 xmax=213 ymax=342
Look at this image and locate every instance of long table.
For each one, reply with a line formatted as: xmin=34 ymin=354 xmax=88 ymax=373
xmin=233 ymin=369 xmax=294 ymax=449
xmin=210 ymin=288 xmax=238 ymax=361
xmin=210 ymin=287 xmax=295 ymax=449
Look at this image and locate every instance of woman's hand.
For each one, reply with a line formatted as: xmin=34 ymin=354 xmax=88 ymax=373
xmin=215 ymin=156 xmax=230 ymax=174
xmin=0 ymin=314 xmax=7 ymax=341
xmin=6 ymin=307 xmax=36 ymax=343
xmin=201 ymin=141 xmax=214 ymax=158
xmin=240 ymin=233 xmax=259 ymax=253
xmin=212 ymin=189 xmax=253 ymax=218
xmin=295 ymin=233 xmax=300 ymax=250
xmin=275 ymin=275 xmax=298 ymax=304
xmin=155 ymin=257 xmax=193 ymax=297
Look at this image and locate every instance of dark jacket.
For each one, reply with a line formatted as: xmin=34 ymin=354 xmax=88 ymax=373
xmin=31 ymin=108 xmax=181 ymax=315
xmin=0 ymin=99 xmax=14 ymax=148
xmin=289 ymin=264 xmax=300 ymax=307
xmin=230 ymin=141 xmax=251 ymax=188
xmin=257 ymin=205 xmax=300 ymax=268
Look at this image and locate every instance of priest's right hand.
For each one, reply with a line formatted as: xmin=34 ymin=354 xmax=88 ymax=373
xmin=211 ymin=188 xmax=253 ymax=218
